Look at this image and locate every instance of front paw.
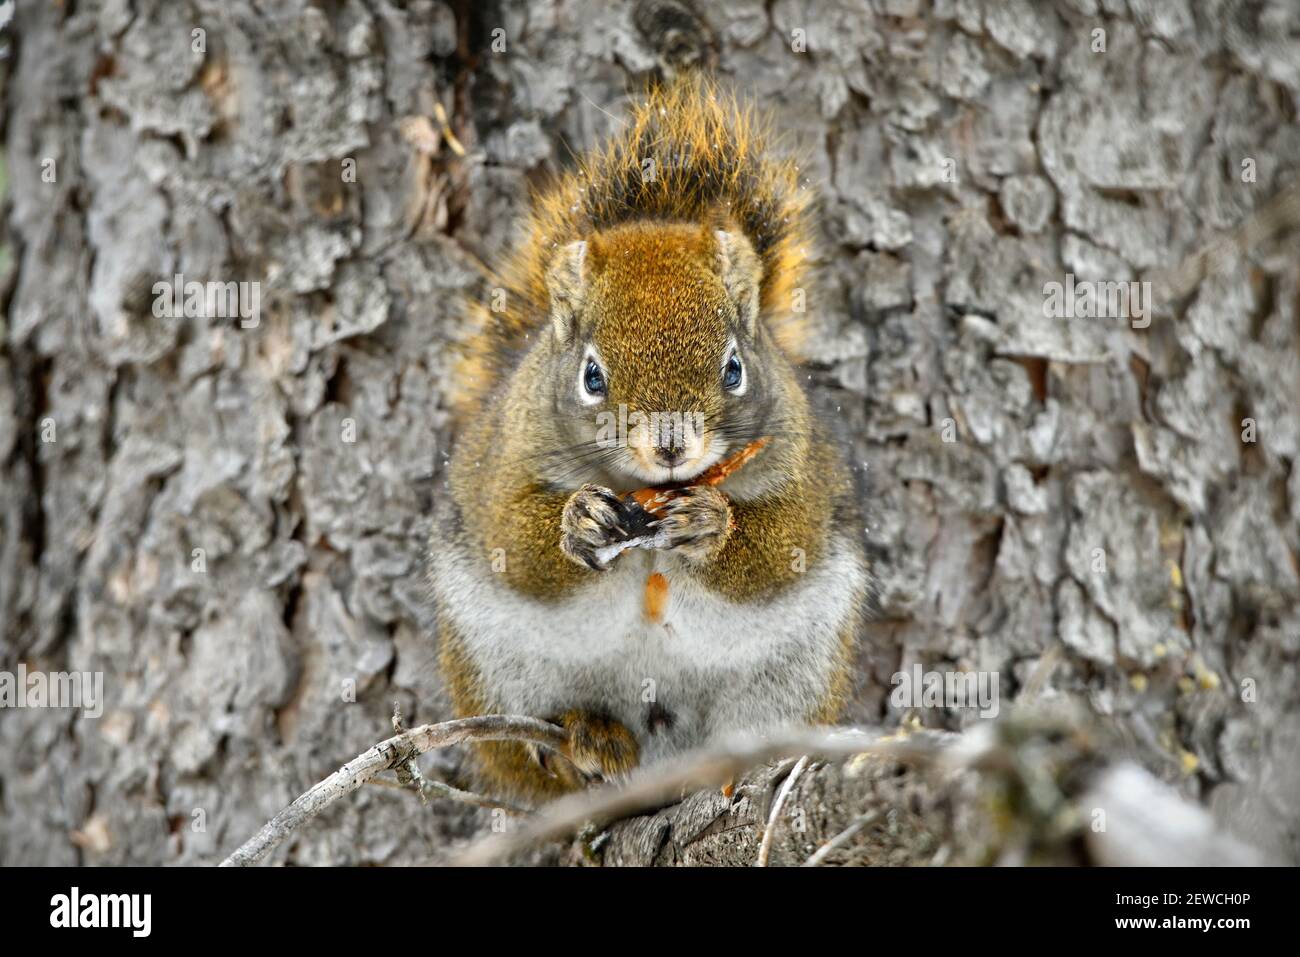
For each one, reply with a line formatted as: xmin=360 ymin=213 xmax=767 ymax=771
xmin=561 ymin=484 xmax=633 ymax=570
xmin=654 ymin=484 xmax=733 ymax=563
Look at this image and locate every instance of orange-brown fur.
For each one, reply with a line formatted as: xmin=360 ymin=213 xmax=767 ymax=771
xmin=452 ymin=76 xmax=814 ymax=424
xmin=433 ymin=77 xmax=866 ymax=802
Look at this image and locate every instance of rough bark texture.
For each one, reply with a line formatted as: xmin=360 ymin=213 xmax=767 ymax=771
xmin=573 ymin=717 xmax=1272 ymax=867
xmin=1 ymin=0 xmax=1298 ymax=866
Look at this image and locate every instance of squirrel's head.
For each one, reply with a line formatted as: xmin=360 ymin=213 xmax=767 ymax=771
xmin=537 ymin=220 xmax=789 ymax=487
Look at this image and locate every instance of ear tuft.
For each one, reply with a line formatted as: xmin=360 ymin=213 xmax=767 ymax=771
xmin=714 ymin=229 xmax=761 ymax=335
xmin=545 ymin=240 xmax=588 ymax=342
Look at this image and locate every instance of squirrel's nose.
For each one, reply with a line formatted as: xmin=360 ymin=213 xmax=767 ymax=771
xmin=654 ymin=444 xmax=686 ymax=468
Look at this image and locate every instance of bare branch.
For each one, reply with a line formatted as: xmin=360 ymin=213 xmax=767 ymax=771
xmin=802 ymin=810 xmax=882 ymax=866
xmin=367 ymin=773 xmax=531 ymax=816
xmin=219 ymin=715 xmax=566 ymax=867
xmin=757 ymin=754 xmax=809 ymax=867
xmin=454 ymin=727 xmax=950 ymax=866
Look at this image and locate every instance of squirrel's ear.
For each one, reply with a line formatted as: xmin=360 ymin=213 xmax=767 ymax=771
xmin=714 ymin=229 xmax=761 ymax=336
xmin=545 ymin=240 xmax=588 ymax=343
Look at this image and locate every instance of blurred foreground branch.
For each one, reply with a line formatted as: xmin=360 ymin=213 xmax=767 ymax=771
xmin=472 ymin=712 xmax=1270 ymax=867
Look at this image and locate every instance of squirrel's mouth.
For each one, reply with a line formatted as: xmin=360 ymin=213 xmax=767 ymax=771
xmin=622 ymin=439 xmax=727 ymax=487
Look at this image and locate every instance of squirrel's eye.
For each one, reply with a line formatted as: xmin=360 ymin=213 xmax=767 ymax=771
xmin=583 ymin=359 xmax=607 ymax=397
xmin=723 ymin=352 xmax=744 ymax=392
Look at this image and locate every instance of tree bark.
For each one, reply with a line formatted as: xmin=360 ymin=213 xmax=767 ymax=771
xmin=576 ymin=722 xmax=1270 ymax=868
xmin=2 ymin=0 xmax=1298 ymax=865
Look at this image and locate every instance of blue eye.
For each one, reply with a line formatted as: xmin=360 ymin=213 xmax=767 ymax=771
xmin=583 ymin=359 xmax=607 ymax=397
xmin=723 ymin=352 xmax=744 ymax=391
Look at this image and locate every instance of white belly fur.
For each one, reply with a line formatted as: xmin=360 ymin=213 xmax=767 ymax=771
xmin=433 ymin=536 xmax=865 ymax=767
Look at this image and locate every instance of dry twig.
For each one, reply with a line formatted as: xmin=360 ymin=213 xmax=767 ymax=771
xmin=802 ymin=810 xmax=882 ymax=866
xmin=756 ymin=754 xmax=809 ymax=867
xmin=220 ymin=715 xmax=567 ymax=866
xmin=455 ymin=727 xmax=949 ymax=866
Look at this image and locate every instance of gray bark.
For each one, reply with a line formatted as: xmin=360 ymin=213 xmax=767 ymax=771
xmin=2 ymin=0 xmax=1298 ymax=865
xmin=580 ymin=719 xmax=1271 ymax=867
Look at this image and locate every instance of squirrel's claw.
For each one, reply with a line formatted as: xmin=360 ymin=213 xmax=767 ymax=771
xmin=527 ymin=710 xmax=640 ymax=788
xmin=525 ymin=741 xmax=589 ymax=791
xmin=653 ymin=484 xmax=733 ymax=564
xmin=560 ymin=484 xmax=633 ymax=570
xmin=559 ymin=710 xmax=640 ymax=783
